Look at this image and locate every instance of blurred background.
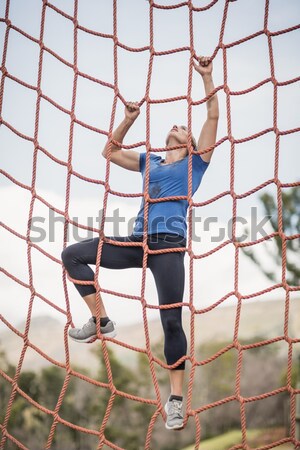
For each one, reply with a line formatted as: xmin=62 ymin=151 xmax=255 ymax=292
xmin=0 ymin=0 xmax=299 ymax=448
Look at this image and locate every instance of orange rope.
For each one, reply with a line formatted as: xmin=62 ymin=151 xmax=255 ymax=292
xmin=0 ymin=0 xmax=300 ymax=449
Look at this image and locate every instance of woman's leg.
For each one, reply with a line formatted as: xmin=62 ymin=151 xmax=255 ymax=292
xmin=61 ymin=236 xmax=143 ymax=319
xmin=61 ymin=238 xmax=105 ymax=318
xmin=168 ymin=369 xmax=185 ymax=397
xmin=148 ymin=250 xmax=187 ymax=396
xmin=81 ymin=293 xmax=106 ymax=318
xmin=149 ymin=246 xmax=186 ymax=429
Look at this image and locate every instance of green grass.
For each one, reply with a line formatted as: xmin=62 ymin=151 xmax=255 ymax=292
xmin=182 ymin=430 xmax=261 ymax=450
xmin=182 ymin=429 xmax=294 ymax=450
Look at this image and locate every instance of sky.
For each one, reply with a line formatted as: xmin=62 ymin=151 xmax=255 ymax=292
xmin=0 ymin=0 xmax=299 ymax=334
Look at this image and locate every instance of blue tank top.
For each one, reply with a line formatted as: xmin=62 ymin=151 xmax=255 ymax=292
xmin=133 ymin=152 xmax=209 ymax=238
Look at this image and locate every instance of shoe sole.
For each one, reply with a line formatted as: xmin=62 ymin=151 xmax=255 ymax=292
xmin=164 ymin=404 xmax=184 ymax=430
xmin=165 ymin=423 xmax=184 ymax=431
xmin=69 ymin=329 xmax=117 ymax=343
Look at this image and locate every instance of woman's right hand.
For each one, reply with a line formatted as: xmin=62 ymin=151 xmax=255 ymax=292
xmin=125 ymin=102 xmax=140 ymax=122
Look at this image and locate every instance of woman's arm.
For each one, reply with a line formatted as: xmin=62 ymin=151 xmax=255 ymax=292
xmin=102 ymin=102 xmax=140 ymax=171
xmin=193 ymin=56 xmax=219 ymax=163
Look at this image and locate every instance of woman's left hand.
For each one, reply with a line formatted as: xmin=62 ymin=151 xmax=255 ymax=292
xmin=193 ymin=56 xmax=213 ymax=77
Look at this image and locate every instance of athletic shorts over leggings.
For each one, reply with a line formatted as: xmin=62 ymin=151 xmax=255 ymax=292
xmin=61 ymin=234 xmax=187 ymax=370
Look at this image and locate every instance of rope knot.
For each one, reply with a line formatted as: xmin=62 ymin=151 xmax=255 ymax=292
xmin=110 ymin=385 xmax=117 ymax=395
xmin=224 ymin=84 xmax=231 ymax=95
xmin=272 ymin=77 xmax=278 ymax=86
xmin=188 ymin=248 xmax=194 ymax=259
xmin=30 ymin=286 xmax=36 ymax=296
xmin=142 ymin=243 xmax=149 ymax=254
xmin=233 ymin=340 xmax=242 ymax=352
xmin=236 ymin=394 xmax=245 ymax=404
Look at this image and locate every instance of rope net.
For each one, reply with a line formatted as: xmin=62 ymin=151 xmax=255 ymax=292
xmin=0 ymin=0 xmax=300 ymax=448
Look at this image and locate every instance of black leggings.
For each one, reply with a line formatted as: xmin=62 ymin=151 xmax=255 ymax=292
xmin=61 ymin=234 xmax=187 ymax=370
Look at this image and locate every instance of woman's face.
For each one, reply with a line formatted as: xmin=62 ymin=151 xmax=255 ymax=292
xmin=166 ymin=125 xmax=196 ymax=151
xmin=166 ymin=125 xmax=189 ymax=146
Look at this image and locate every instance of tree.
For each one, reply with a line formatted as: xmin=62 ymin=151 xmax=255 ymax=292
xmin=90 ymin=345 xmax=151 ymax=449
xmin=242 ymin=186 xmax=300 ymax=286
xmin=0 ymin=343 xmax=15 ymax=424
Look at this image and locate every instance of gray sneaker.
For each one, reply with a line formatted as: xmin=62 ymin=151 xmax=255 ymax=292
xmin=68 ymin=318 xmax=117 ymax=343
xmin=164 ymin=397 xmax=184 ymax=430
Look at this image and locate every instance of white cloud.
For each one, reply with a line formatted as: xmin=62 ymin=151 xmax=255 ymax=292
xmin=1 ymin=0 xmax=298 ymax=336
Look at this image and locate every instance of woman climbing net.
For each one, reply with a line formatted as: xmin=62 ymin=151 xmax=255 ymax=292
xmin=62 ymin=55 xmax=219 ymax=431
xmin=1 ymin=0 xmax=300 ymax=448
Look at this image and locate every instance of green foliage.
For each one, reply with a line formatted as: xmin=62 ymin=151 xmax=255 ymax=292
xmin=280 ymin=356 xmax=300 ymax=388
xmin=183 ymin=430 xmax=253 ymax=450
xmin=18 ymin=371 xmax=40 ymax=402
xmin=182 ymin=428 xmax=288 ymax=450
xmin=242 ymin=186 xmax=300 ymax=286
xmin=0 ymin=344 xmax=16 ymax=424
xmin=91 ymin=344 xmax=157 ymax=449
xmin=197 ymin=341 xmax=238 ymax=401
xmin=0 ymin=336 xmax=292 ymax=449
